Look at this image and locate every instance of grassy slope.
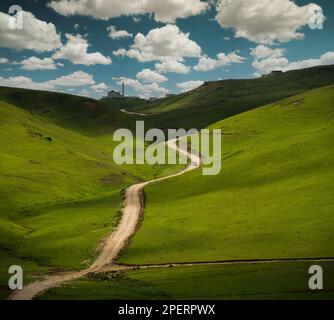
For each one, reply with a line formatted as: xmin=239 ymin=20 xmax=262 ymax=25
xmin=137 ymin=65 xmax=334 ymax=129
xmin=0 ymin=88 xmax=176 ymax=298
xmin=100 ymin=97 xmax=149 ymax=110
xmin=119 ymin=85 xmax=334 ymax=265
xmin=42 ymin=262 xmax=334 ymax=300
xmin=0 ymin=86 xmax=135 ymax=135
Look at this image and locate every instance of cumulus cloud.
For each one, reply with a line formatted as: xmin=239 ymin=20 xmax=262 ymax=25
xmin=136 ymin=69 xmax=167 ymax=83
xmin=107 ymin=26 xmax=133 ymax=39
xmin=194 ymin=52 xmax=245 ymax=72
xmin=0 ymin=70 xmax=95 ymax=91
xmin=49 ymin=0 xmax=208 ymax=23
xmin=0 ymin=57 xmax=9 ymax=64
xmin=47 ymin=71 xmax=95 ymax=87
xmin=0 ymin=10 xmax=61 ymax=52
xmin=252 ymin=46 xmax=334 ymax=75
xmin=155 ymin=58 xmax=190 ymax=74
xmin=113 ymin=49 xmax=127 ymax=57
xmin=113 ymin=24 xmax=201 ymax=62
xmin=53 ymin=34 xmax=112 ymax=65
xmin=284 ymin=52 xmax=334 ymax=72
xmin=20 ymin=57 xmax=62 ymax=70
xmin=91 ymin=83 xmax=108 ymax=92
xmin=215 ymin=0 xmax=325 ymax=44
xmin=177 ymin=80 xmax=204 ymax=93
xmin=0 ymin=75 xmax=54 ymax=91
xmin=114 ymin=77 xmax=168 ymax=98
xmin=252 ymin=57 xmax=289 ymax=76
xmin=250 ymin=45 xmax=286 ymax=60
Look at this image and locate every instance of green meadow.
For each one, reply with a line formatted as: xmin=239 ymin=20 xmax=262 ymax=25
xmin=0 ymin=88 xmax=175 ymax=299
xmin=119 ymin=85 xmax=334 ymax=265
xmin=1 ymin=65 xmax=334 ymax=300
xmin=41 ymin=262 xmax=334 ymax=300
xmin=136 ymin=65 xmax=334 ymax=130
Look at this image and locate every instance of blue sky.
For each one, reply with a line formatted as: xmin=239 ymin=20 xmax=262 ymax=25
xmin=0 ymin=0 xmax=333 ymax=99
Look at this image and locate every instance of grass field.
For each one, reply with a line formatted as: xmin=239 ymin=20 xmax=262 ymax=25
xmin=118 ymin=85 xmax=334 ymax=265
xmin=135 ymin=65 xmax=334 ymax=129
xmin=1 ymin=74 xmax=334 ymax=300
xmin=41 ymin=262 xmax=334 ymax=300
xmin=0 ymin=88 xmax=178 ymax=299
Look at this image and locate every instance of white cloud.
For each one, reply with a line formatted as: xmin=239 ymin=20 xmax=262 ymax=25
xmin=49 ymin=0 xmax=208 ymax=23
xmin=53 ymin=34 xmax=112 ymax=65
xmin=252 ymin=47 xmax=334 ymax=75
xmin=0 ymin=57 xmax=9 ymax=64
xmin=194 ymin=52 xmax=245 ymax=72
xmin=155 ymin=58 xmax=190 ymax=74
xmin=284 ymin=52 xmax=334 ymax=72
xmin=91 ymin=83 xmax=109 ymax=92
xmin=136 ymin=69 xmax=167 ymax=83
xmin=0 ymin=10 xmax=61 ymax=52
xmin=114 ymin=24 xmax=201 ymax=62
xmin=250 ymin=45 xmax=285 ymax=60
xmin=215 ymin=0 xmax=325 ymax=44
xmin=107 ymin=26 xmax=133 ymax=39
xmin=20 ymin=57 xmax=62 ymax=70
xmin=113 ymin=49 xmax=127 ymax=57
xmin=133 ymin=16 xmax=141 ymax=23
xmin=0 ymin=71 xmax=97 ymax=97
xmin=0 ymin=75 xmax=54 ymax=91
xmin=47 ymin=71 xmax=95 ymax=87
xmin=114 ymin=77 xmax=168 ymax=98
xmin=252 ymin=57 xmax=289 ymax=76
xmin=177 ymin=80 xmax=204 ymax=93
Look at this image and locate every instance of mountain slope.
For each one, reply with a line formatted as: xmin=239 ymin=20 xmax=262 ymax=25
xmin=137 ymin=65 xmax=334 ymax=129
xmin=119 ymin=85 xmax=334 ymax=265
xmin=0 ymin=89 xmax=175 ymax=299
xmin=0 ymin=86 xmax=135 ymax=135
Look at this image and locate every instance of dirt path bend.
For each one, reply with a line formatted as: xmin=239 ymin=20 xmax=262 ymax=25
xmin=9 ymin=139 xmax=201 ymax=300
xmin=120 ymin=108 xmax=150 ymax=116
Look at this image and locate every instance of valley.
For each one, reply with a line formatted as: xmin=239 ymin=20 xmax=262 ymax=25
xmin=1 ymin=65 xmax=334 ymax=300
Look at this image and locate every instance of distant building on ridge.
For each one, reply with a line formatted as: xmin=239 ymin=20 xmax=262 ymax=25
xmin=107 ymin=90 xmax=123 ymax=99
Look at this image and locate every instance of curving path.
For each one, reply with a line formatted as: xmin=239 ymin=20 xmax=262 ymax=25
xmin=9 ymin=139 xmax=201 ymax=300
xmin=120 ymin=108 xmax=150 ymax=116
xmin=10 ymin=109 xmax=334 ymax=299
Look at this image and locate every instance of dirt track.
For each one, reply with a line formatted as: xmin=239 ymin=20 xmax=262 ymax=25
xmin=9 ymin=112 xmax=334 ymax=299
xmin=120 ymin=108 xmax=149 ymax=116
xmin=9 ymin=139 xmax=201 ymax=300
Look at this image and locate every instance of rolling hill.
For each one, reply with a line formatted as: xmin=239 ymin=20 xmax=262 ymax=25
xmin=1 ymin=65 xmax=334 ymax=299
xmin=120 ymin=85 xmax=334 ymax=264
xmin=135 ymin=65 xmax=334 ymax=129
xmin=0 ymin=87 xmax=176 ymax=299
xmin=41 ymin=84 xmax=334 ymax=300
xmin=0 ymin=86 xmax=135 ymax=135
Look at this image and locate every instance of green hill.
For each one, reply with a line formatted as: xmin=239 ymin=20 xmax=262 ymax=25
xmin=120 ymin=85 xmax=334 ymax=265
xmin=41 ymin=84 xmax=334 ymax=300
xmin=0 ymin=88 xmax=175 ymax=299
xmin=41 ymin=262 xmax=334 ymax=300
xmin=137 ymin=65 xmax=334 ymax=129
xmin=0 ymin=86 xmax=135 ymax=135
xmin=100 ymin=97 xmax=149 ymax=110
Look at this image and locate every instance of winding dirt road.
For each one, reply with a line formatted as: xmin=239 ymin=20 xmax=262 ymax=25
xmin=9 ymin=139 xmax=201 ymax=300
xmin=9 ymin=109 xmax=334 ymax=300
xmin=120 ymin=108 xmax=149 ymax=116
